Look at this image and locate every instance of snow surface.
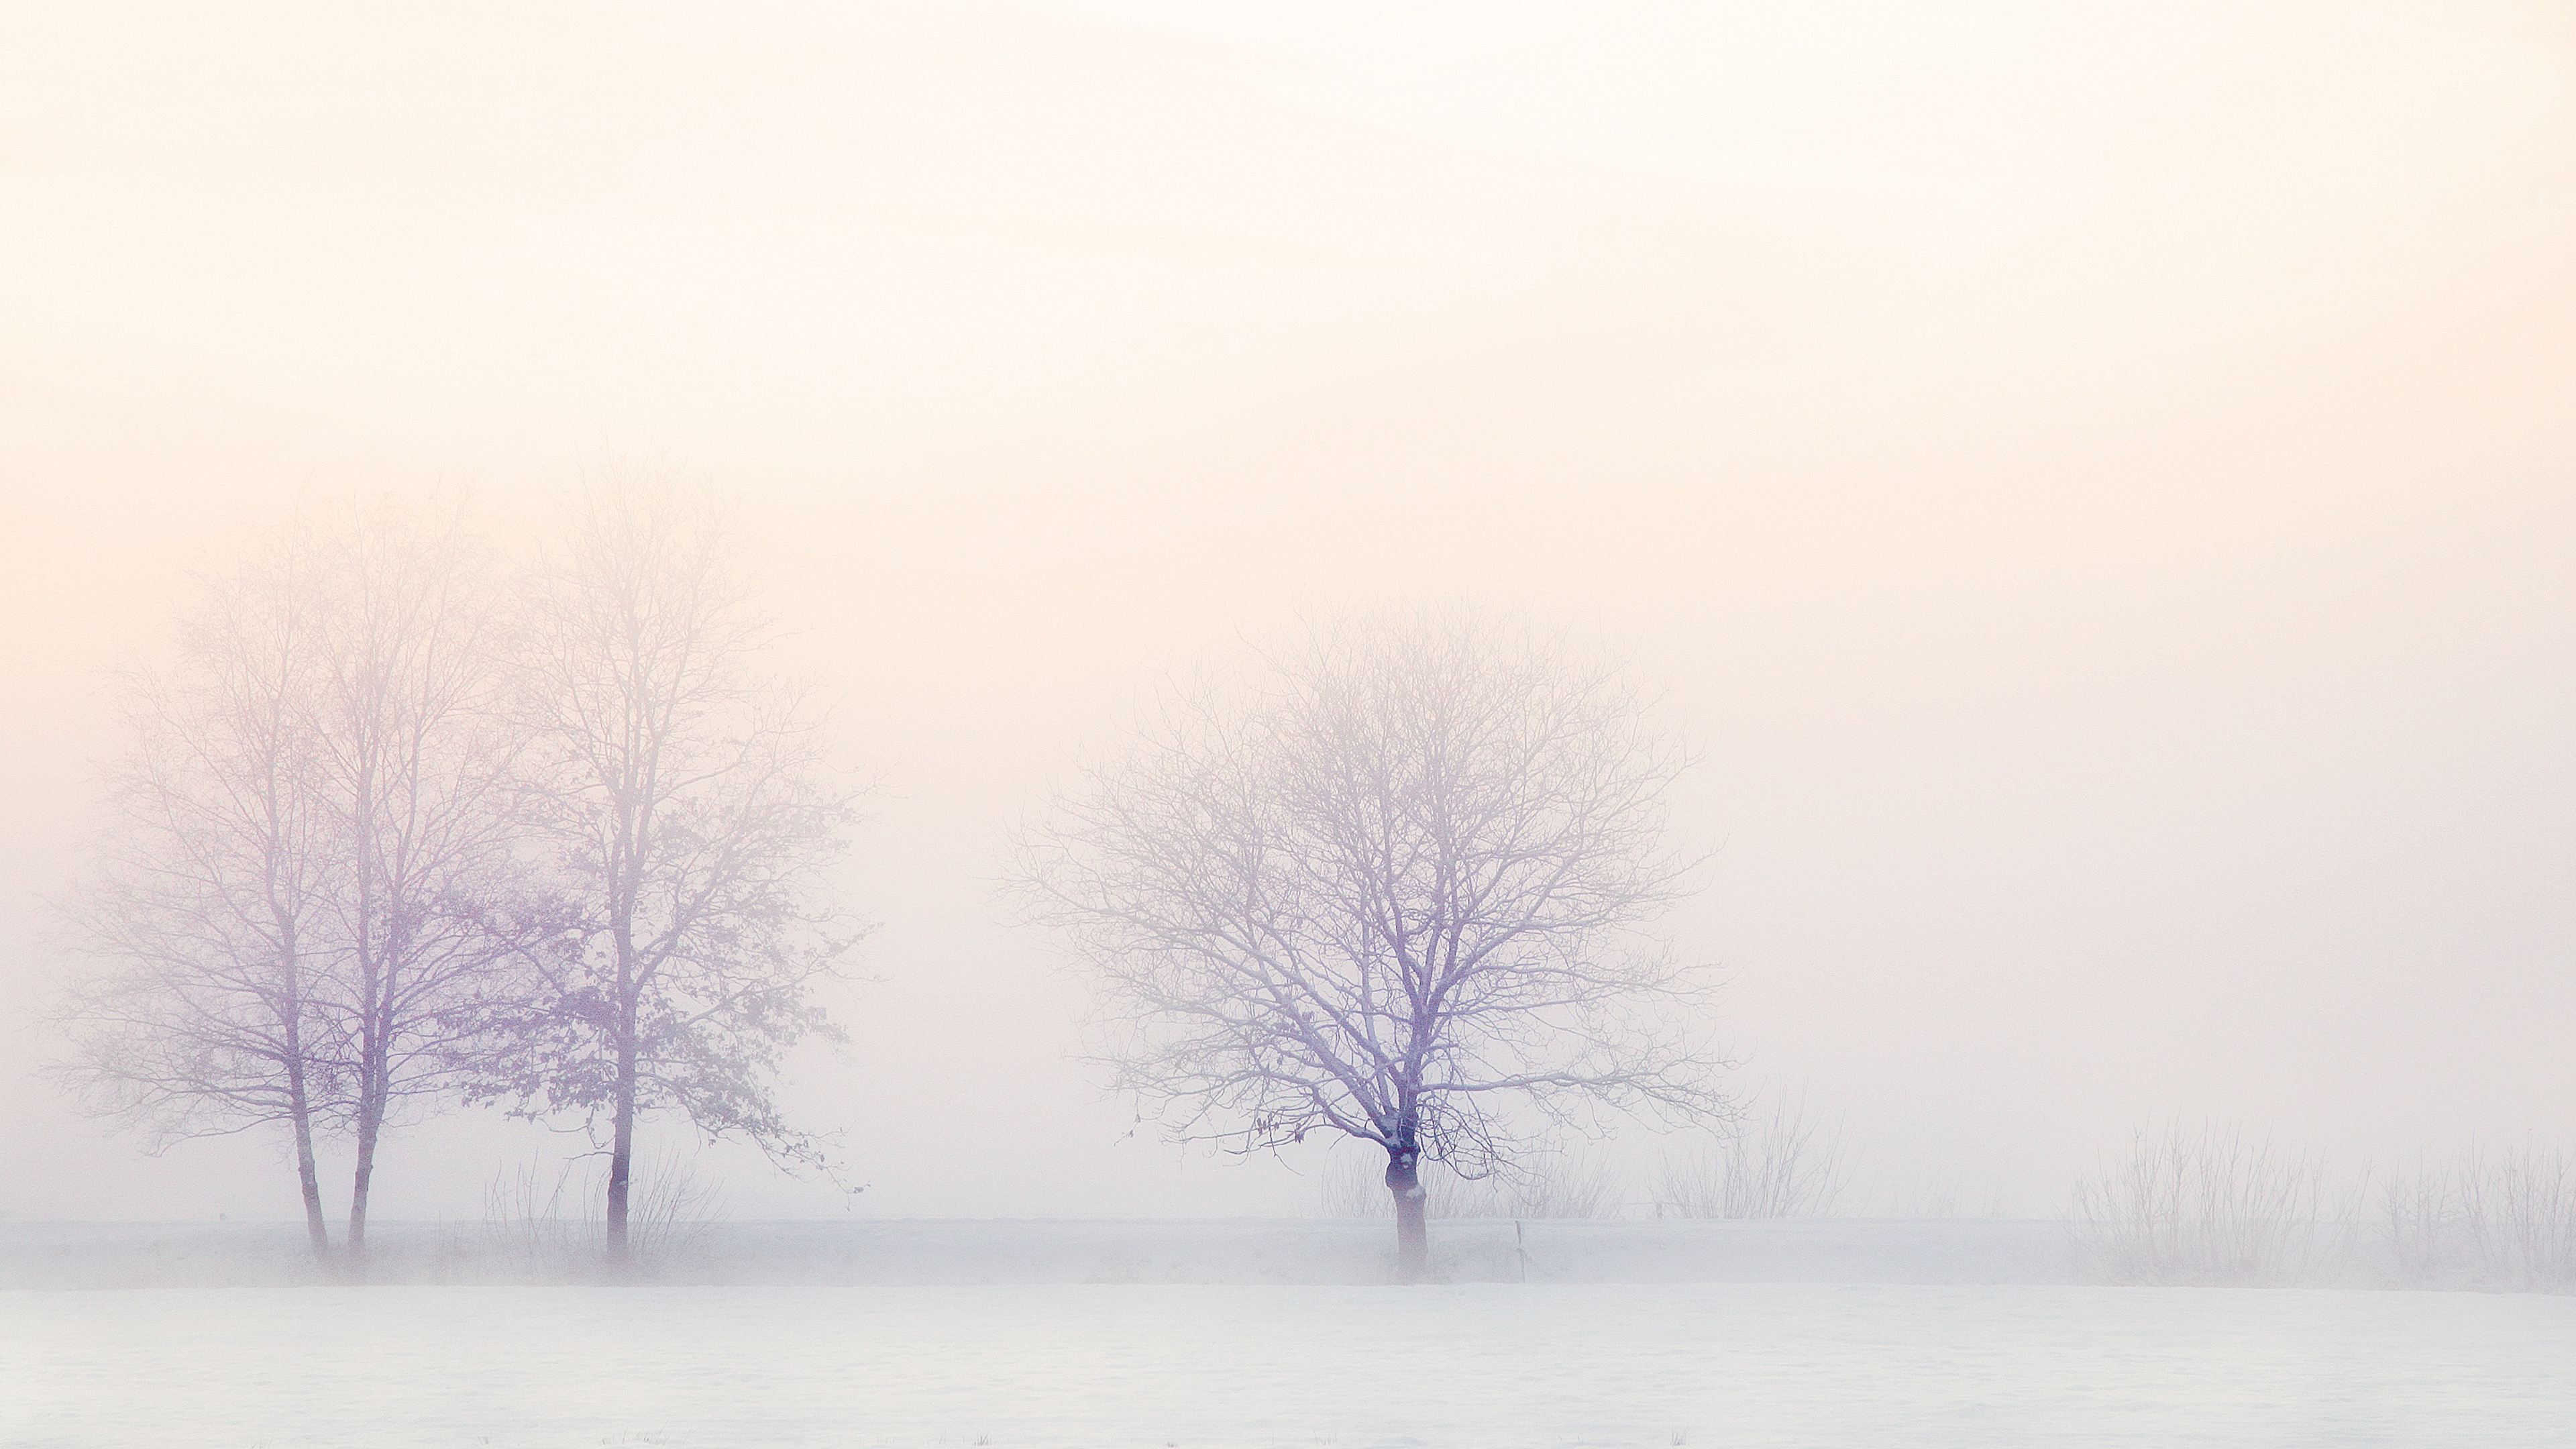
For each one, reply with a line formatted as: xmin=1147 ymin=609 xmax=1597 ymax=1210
xmin=0 ymin=1217 xmax=2076 ymax=1288
xmin=7 ymin=1281 xmax=2573 ymax=1449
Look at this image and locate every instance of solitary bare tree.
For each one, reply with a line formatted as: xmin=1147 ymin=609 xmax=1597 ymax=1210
xmin=55 ymin=536 xmax=341 ymax=1262
xmin=1017 ymin=612 xmax=1726 ymax=1279
xmin=490 ymin=482 xmax=859 ymax=1271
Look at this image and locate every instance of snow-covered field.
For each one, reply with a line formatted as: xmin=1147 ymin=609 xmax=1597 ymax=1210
xmin=8 ymin=1281 xmax=2574 ymax=1449
xmin=0 ymin=1218 xmax=2077 ymax=1289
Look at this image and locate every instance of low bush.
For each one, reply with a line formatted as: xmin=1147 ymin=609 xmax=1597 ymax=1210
xmin=1653 ymin=1094 xmax=1846 ymax=1220
xmin=2378 ymin=1144 xmax=2576 ymax=1292
xmin=2070 ymin=1124 xmax=2355 ymax=1287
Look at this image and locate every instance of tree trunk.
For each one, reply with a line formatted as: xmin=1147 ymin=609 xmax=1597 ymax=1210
xmin=346 ymin=771 xmax=380 ymax=1279
xmin=279 ymin=957 xmax=333 ymax=1274
xmin=286 ymin=1065 xmax=331 ymax=1270
xmin=604 ymin=1035 xmax=637 ymax=1278
xmin=344 ymin=980 xmax=396 ymax=1278
xmin=602 ymin=893 xmax=642 ymax=1279
xmin=345 ymin=1091 xmax=381 ymax=1278
xmin=1386 ymin=1146 xmax=1429 ymax=1283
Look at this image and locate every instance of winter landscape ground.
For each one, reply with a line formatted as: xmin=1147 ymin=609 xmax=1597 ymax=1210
xmin=9 ymin=1279 xmax=2573 ymax=1449
xmin=6 ymin=1220 xmax=2573 ymax=1449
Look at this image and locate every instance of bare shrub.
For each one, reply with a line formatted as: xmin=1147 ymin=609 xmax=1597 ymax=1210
xmin=625 ymin=1153 xmax=725 ymax=1273
xmin=480 ymin=1155 xmax=588 ymax=1282
xmin=2381 ymin=1156 xmax=2463 ymax=1286
xmin=2379 ymin=1143 xmax=2576 ymax=1292
xmin=2471 ymin=1146 xmax=2576 ymax=1291
xmin=2070 ymin=1124 xmax=2355 ymax=1287
xmin=1448 ymin=1149 xmax=1624 ymax=1220
xmin=1655 ymin=1095 xmax=1847 ymax=1219
xmin=480 ymin=1151 xmax=722 ymax=1282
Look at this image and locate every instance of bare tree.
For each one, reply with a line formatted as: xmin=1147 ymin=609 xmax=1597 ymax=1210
xmin=301 ymin=502 xmax=534 ymax=1269
xmin=54 ymin=504 xmax=541 ymax=1275
xmin=488 ymin=482 xmax=859 ymax=1272
xmin=1017 ymin=612 xmax=1726 ymax=1279
xmin=54 ymin=536 xmax=341 ymax=1263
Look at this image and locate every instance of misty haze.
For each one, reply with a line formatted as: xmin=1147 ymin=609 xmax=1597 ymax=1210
xmin=4 ymin=3 xmax=2573 ymax=1447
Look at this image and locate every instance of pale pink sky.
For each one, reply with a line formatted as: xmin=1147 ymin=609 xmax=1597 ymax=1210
xmin=4 ymin=0 xmax=2572 ymax=1220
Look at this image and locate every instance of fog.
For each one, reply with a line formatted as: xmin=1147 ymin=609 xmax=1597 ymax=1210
xmin=4 ymin=0 xmax=2573 ymax=1234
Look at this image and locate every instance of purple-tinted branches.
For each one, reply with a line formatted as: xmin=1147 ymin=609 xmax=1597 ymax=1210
xmin=484 ymin=480 xmax=860 ymax=1272
xmin=1018 ymin=612 xmax=1727 ymax=1279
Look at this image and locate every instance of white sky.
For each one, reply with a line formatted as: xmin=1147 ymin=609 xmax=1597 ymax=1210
xmin=3 ymin=0 xmax=2572 ymax=1222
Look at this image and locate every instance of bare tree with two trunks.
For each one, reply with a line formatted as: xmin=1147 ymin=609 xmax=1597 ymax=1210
xmin=488 ymin=482 xmax=860 ymax=1273
xmin=55 ymin=503 xmax=532 ymax=1274
xmin=1016 ymin=611 xmax=1727 ymax=1280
